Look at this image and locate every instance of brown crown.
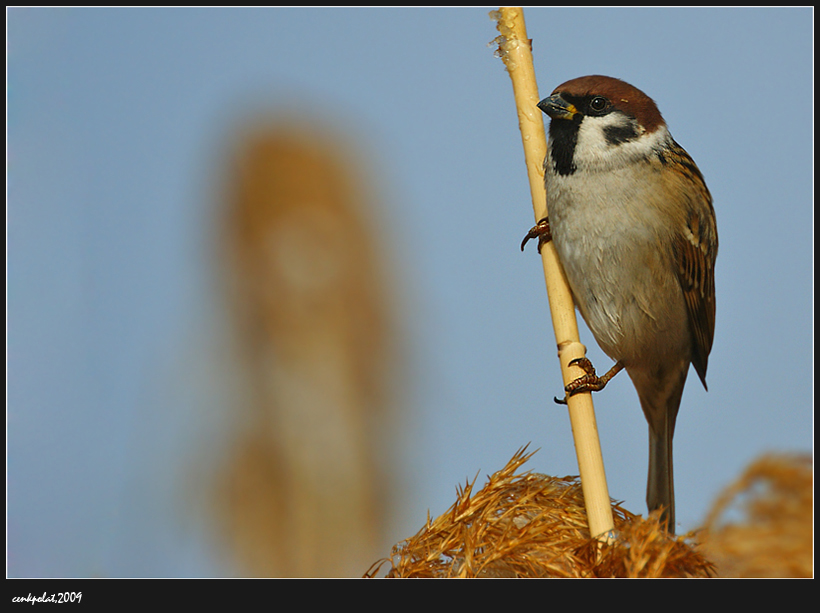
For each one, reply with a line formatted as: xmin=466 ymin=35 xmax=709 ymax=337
xmin=552 ymin=75 xmax=665 ymax=133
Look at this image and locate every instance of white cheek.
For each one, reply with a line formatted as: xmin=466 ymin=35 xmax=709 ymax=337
xmin=573 ymin=120 xmax=614 ymax=168
xmin=573 ymin=118 xmax=670 ymax=172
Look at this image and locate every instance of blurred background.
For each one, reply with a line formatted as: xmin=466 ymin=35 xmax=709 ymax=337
xmin=7 ymin=8 xmax=813 ymax=577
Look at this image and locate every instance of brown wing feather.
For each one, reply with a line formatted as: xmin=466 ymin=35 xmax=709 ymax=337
xmin=665 ymin=141 xmax=718 ymax=388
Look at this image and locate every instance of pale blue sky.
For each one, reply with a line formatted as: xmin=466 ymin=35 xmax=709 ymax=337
xmin=8 ymin=7 xmax=813 ymax=577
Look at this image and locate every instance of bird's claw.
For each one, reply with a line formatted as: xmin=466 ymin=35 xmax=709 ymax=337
xmin=521 ymin=217 xmax=552 ymax=253
xmin=553 ymin=358 xmax=624 ymax=405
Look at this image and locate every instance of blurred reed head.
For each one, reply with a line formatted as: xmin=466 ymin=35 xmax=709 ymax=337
xmin=223 ymin=116 xmax=390 ymax=377
xmin=699 ymin=453 xmax=813 ymax=578
xmin=213 ymin=114 xmax=397 ymax=577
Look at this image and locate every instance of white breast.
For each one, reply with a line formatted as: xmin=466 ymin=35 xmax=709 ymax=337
xmin=545 ymin=161 xmax=688 ymax=365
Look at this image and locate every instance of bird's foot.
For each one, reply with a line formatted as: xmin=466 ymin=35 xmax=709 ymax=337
xmin=554 ymin=358 xmax=624 ymax=405
xmin=520 ymin=217 xmax=552 ymax=253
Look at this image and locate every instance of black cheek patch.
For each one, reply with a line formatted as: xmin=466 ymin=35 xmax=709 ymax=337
xmin=603 ymin=123 xmax=639 ymax=145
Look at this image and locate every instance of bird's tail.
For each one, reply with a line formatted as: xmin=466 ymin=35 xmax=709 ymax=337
xmin=647 ymin=417 xmax=675 ymax=534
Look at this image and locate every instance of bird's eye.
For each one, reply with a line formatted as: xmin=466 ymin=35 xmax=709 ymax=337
xmin=589 ymin=97 xmax=608 ymax=112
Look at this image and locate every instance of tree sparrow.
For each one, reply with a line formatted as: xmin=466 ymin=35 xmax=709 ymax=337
xmin=522 ymin=75 xmax=718 ymax=533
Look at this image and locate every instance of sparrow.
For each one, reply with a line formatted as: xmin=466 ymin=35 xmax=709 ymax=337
xmin=521 ymin=75 xmax=717 ymax=533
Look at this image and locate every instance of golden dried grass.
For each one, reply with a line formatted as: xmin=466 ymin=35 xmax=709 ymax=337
xmin=367 ymin=446 xmax=715 ymax=578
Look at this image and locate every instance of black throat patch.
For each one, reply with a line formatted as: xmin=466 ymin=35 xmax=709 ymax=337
xmin=548 ymin=116 xmax=581 ymax=176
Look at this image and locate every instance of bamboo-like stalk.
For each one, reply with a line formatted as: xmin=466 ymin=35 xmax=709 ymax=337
xmin=491 ymin=7 xmax=614 ymax=541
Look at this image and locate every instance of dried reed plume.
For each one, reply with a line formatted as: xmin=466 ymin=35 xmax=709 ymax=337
xmin=367 ymin=446 xmax=715 ymax=578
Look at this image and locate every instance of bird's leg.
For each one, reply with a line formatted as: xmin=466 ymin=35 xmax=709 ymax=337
xmin=520 ymin=217 xmax=552 ymax=253
xmin=554 ymin=358 xmax=625 ymax=405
